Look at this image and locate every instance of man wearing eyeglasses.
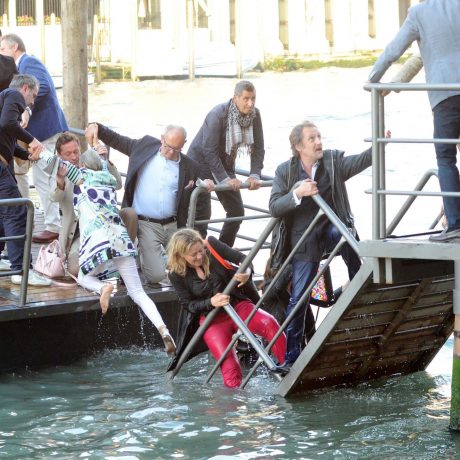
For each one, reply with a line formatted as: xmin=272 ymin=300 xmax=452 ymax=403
xmin=85 ymin=123 xmax=205 ymax=285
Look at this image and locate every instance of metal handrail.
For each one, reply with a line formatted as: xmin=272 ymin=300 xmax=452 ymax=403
xmin=187 ymin=178 xmax=273 ymax=233
xmin=364 ymin=81 xmax=460 ymax=238
xmin=0 ymin=198 xmax=35 ymax=306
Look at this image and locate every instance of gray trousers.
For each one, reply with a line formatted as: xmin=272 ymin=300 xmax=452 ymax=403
xmin=137 ymin=219 xmax=177 ymax=284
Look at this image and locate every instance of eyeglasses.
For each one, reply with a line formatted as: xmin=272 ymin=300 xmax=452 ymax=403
xmin=162 ymin=140 xmax=182 ymax=155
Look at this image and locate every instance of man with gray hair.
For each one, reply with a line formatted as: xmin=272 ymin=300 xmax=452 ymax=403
xmin=187 ymin=80 xmax=265 ymax=246
xmin=85 ymin=122 xmax=206 ymax=285
xmin=0 ymin=74 xmax=50 ymax=286
xmin=269 ymin=120 xmax=371 ymax=372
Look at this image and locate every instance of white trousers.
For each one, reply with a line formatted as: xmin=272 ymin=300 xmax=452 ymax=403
xmin=78 ymin=256 xmax=165 ymax=330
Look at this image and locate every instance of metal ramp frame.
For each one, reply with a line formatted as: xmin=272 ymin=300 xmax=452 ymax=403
xmin=277 ymin=251 xmax=455 ymax=396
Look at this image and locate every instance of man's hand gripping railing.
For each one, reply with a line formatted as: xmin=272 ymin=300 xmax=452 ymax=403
xmin=187 ymin=178 xmax=273 ymax=230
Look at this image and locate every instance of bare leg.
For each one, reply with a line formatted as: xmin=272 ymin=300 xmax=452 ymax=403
xmin=100 ymin=283 xmax=114 ymax=314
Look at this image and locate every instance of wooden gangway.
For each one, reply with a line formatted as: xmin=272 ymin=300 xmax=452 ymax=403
xmin=277 ymin=238 xmax=457 ymax=396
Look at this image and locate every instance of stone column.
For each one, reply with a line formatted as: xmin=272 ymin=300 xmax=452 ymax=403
xmin=8 ymin=0 xmax=16 ymax=27
xmin=303 ymin=0 xmax=330 ymax=54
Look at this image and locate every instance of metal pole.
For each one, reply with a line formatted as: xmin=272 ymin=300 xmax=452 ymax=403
xmin=371 ymin=87 xmax=380 ymax=240
xmin=19 ymin=200 xmax=34 ymax=307
xmin=450 ymin=260 xmax=460 ymax=430
xmin=378 ymin=95 xmax=386 ymax=238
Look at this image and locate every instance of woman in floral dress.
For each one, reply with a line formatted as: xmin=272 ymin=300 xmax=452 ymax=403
xmin=35 ymin=148 xmax=175 ymax=355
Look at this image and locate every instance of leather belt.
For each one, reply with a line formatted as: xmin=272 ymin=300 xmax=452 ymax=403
xmin=138 ymin=214 xmax=177 ymax=225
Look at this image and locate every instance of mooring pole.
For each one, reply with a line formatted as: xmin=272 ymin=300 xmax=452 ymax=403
xmin=450 ymin=260 xmax=460 ymax=430
xmin=61 ymin=0 xmax=88 ymax=150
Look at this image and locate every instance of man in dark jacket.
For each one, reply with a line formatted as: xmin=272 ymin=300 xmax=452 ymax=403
xmin=0 ymin=55 xmax=16 ymax=92
xmin=85 ymin=122 xmax=208 ymax=285
xmin=269 ymin=120 xmax=371 ymax=370
xmin=187 ymin=80 xmax=265 ymax=246
xmin=0 ymin=74 xmax=50 ymax=286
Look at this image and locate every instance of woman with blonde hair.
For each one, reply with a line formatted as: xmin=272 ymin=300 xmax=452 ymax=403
xmin=166 ymin=228 xmax=286 ymax=388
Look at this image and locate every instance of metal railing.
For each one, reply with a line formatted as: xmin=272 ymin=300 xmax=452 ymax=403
xmin=0 ymin=198 xmax=35 ymax=307
xmin=363 ymin=81 xmax=460 ymax=238
xmin=170 ymin=176 xmax=361 ymax=387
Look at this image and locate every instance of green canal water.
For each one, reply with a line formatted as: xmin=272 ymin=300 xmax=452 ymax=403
xmin=0 ymin=339 xmax=458 ymax=459
xmin=1 ymin=68 xmax=457 ymax=459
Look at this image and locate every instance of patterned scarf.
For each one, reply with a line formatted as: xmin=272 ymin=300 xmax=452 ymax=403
xmin=225 ymin=100 xmax=256 ymax=163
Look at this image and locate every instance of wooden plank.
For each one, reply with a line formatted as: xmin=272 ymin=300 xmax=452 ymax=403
xmin=304 ymin=338 xmax=443 ymax=369
xmin=328 ymin=324 xmax=387 ymax=342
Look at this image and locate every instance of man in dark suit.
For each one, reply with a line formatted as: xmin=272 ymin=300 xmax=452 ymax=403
xmin=0 ymin=55 xmax=16 ymax=92
xmin=85 ymin=123 xmax=211 ymax=285
xmin=0 ymin=33 xmax=68 ymax=244
xmin=0 ymin=74 xmax=50 ymax=286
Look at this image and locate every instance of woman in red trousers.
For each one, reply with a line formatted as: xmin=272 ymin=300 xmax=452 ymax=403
xmin=166 ymin=228 xmax=286 ymax=388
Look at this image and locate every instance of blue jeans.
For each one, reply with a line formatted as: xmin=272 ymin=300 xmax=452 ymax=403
xmin=433 ymin=95 xmax=460 ymax=230
xmin=284 ymin=224 xmax=361 ymax=363
xmin=0 ymin=163 xmax=27 ymax=271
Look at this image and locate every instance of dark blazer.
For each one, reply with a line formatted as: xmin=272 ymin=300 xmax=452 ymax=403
xmin=0 ymin=55 xmax=17 ymax=91
xmin=187 ymin=99 xmax=265 ymax=183
xmin=368 ymin=0 xmax=460 ymax=110
xmin=0 ymin=88 xmax=34 ymax=162
xmin=17 ymin=53 xmax=68 ymax=141
xmin=167 ymin=236 xmax=259 ymax=372
xmin=97 ymin=123 xmax=199 ymax=228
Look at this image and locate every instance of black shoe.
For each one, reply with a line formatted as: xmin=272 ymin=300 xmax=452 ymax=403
xmin=429 ymin=228 xmax=460 ymax=242
xmin=270 ymin=361 xmax=292 ymax=376
xmin=333 ymin=286 xmax=343 ymax=303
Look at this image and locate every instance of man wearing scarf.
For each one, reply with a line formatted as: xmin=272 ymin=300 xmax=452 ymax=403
xmin=187 ymin=80 xmax=265 ymax=246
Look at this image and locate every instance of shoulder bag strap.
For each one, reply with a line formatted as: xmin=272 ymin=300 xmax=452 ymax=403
xmin=204 ymin=239 xmax=233 ymax=270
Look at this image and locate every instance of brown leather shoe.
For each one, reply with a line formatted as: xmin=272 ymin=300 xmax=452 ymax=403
xmin=32 ymin=230 xmax=59 ymax=244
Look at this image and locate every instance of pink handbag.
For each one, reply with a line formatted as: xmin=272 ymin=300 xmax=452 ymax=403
xmin=34 ymin=239 xmax=66 ymax=279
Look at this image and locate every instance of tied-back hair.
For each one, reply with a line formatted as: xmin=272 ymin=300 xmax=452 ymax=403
xmin=167 ymin=229 xmax=210 ymax=278
xmin=80 ymin=149 xmax=103 ymax=171
xmin=289 ymin=120 xmax=317 ymax=157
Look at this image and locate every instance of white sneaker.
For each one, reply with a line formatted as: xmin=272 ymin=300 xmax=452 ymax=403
xmin=0 ymin=259 xmax=10 ymax=271
xmin=11 ymin=271 xmax=52 ymax=287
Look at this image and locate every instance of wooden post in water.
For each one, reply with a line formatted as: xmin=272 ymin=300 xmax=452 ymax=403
xmin=450 ymin=261 xmax=460 ymax=430
xmin=61 ymin=0 xmax=88 ymax=149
